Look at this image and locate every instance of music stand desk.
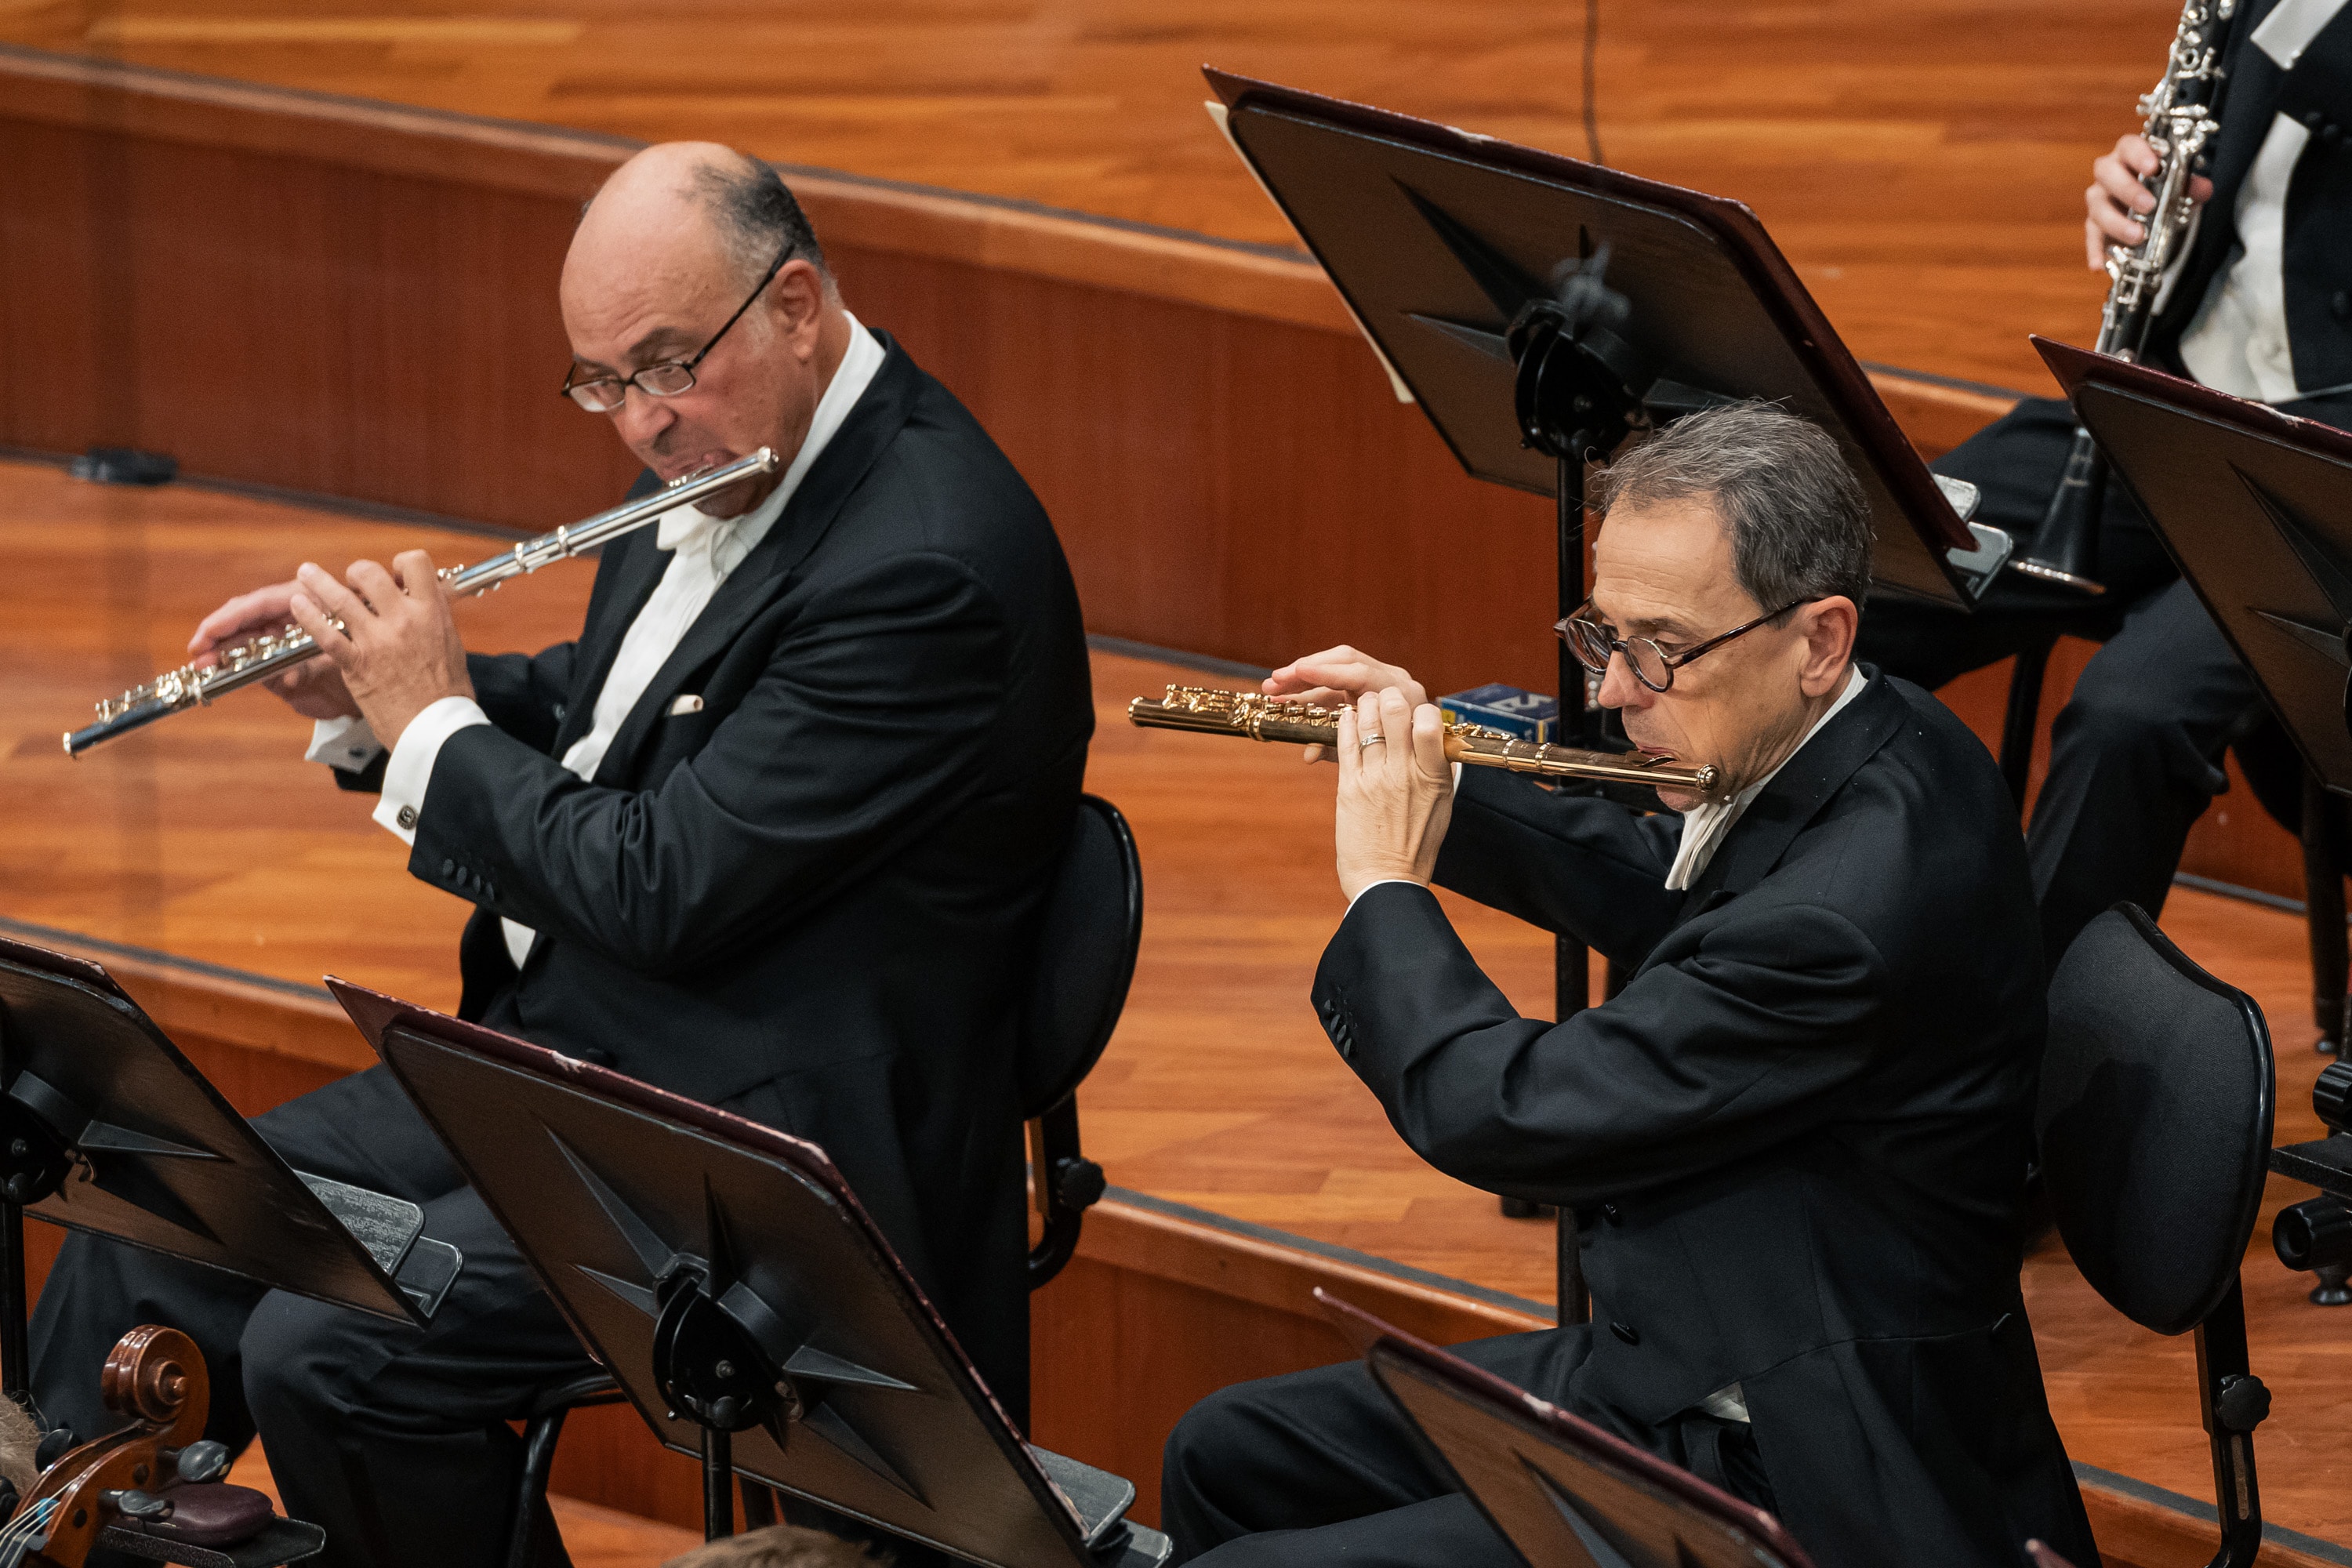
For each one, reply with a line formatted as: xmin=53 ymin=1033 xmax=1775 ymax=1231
xmin=1205 ymin=67 xmax=1995 ymax=609
xmin=0 ymin=937 xmax=461 ymax=1568
xmin=2038 ymin=336 xmax=2352 ymax=791
xmin=332 ymin=979 xmax=1170 ymax=1568
xmin=0 ymin=938 xmax=458 ymax=1369
xmin=1316 ymin=1290 xmax=1813 ymax=1568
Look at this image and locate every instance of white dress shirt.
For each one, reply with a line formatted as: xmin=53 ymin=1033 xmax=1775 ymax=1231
xmin=2176 ymin=0 xmax=2352 ymax=403
xmin=312 ymin=314 xmax=887 ymax=969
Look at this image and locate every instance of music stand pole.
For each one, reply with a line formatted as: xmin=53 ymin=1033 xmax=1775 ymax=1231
xmin=0 ymin=1009 xmax=26 ymax=1404
xmin=702 ymin=1427 xmax=734 ymax=1541
xmin=1554 ymin=454 xmax=1595 ymax=1327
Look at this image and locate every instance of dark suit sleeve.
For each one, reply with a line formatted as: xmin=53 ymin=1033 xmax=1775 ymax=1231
xmin=1315 ymin=881 xmax=1888 ymax=1205
xmin=1433 ymin=767 xmax=1686 ymax=967
xmin=410 ymin=550 xmax=1007 ymax=978
xmin=466 ymin=644 xmax=578 ymax=757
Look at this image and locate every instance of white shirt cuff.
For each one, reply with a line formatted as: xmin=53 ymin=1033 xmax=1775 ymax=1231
xmin=372 ymin=696 xmax=492 ymax=846
xmin=307 ymin=715 xmax=385 ymax=774
xmin=1347 ymin=877 xmax=1425 ymax=912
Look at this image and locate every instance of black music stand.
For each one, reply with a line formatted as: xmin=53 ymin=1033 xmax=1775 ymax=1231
xmin=1205 ymin=70 xmax=2005 ymax=1311
xmin=0 ymin=938 xmax=461 ymax=1402
xmin=1316 ymin=1290 xmax=1814 ymax=1568
xmin=1205 ymin=70 xmax=1997 ymax=615
xmin=2034 ymin=339 xmax=2352 ymax=1200
xmin=330 ymin=979 xmax=1172 ymax=1568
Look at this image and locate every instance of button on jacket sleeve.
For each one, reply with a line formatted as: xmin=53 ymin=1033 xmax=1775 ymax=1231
xmin=407 ymin=549 xmax=1011 ymax=978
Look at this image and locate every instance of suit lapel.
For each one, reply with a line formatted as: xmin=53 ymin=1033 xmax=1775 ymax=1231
xmin=1675 ymin=671 xmax=1909 ymax=914
xmin=590 ymin=336 xmax=925 ymax=786
xmin=2207 ymin=0 xmax=2286 ymax=212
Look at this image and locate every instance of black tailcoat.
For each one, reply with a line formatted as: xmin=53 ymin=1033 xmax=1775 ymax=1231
xmin=405 ymin=335 xmax=1093 ymax=1410
xmin=1312 ymin=673 xmax=2094 ymax=1566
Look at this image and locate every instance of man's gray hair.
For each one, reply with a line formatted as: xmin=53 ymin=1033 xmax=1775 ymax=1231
xmin=692 ymin=156 xmax=829 ymax=287
xmin=1594 ymin=401 xmax=1875 ymax=614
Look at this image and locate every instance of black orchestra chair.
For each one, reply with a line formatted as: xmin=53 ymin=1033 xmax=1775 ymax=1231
xmin=1018 ymin=791 xmax=1145 ymax=1287
xmin=2038 ymin=903 xmax=2275 ymax=1568
xmin=501 ymin=792 xmax=1144 ymax=1564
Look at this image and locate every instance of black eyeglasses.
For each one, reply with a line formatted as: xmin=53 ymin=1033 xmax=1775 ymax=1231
xmin=1556 ymin=597 xmax=1813 ymax=693
xmin=560 ymin=245 xmax=793 ymax=412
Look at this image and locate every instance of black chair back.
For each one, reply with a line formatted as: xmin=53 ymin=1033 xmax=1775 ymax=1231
xmin=1020 ymin=793 xmax=1143 ymax=1290
xmin=2038 ymin=902 xmax=2274 ymax=1568
xmin=1018 ymin=793 xmax=1144 ymax=1121
xmin=2039 ymin=904 xmax=2274 ymax=1334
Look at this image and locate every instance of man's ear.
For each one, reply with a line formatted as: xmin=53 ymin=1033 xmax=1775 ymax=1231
xmin=769 ymin=260 xmax=828 ymax=354
xmin=1798 ymin=596 xmax=1859 ymax=695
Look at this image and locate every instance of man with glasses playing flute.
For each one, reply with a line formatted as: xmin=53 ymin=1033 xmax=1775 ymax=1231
xmin=30 ymin=143 xmax=1091 ymax=1568
xmin=1159 ymin=403 xmax=2092 ymax=1568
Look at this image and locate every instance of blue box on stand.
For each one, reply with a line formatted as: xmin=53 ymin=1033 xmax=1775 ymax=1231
xmin=1438 ymin=684 xmax=1559 ymax=742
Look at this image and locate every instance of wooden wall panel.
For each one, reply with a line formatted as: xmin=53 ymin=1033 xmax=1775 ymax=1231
xmin=0 ymin=47 xmax=2023 ymax=701
xmin=0 ymin=116 xmax=640 ymax=531
xmin=0 ymin=49 xmax=2321 ymax=908
xmin=857 ymin=247 xmax=1562 ymax=695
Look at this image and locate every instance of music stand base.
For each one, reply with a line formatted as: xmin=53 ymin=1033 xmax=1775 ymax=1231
xmin=99 ymin=1517 xmax=328 ymax=1568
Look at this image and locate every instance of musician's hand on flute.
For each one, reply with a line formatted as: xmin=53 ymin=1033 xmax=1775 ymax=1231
xmin=189 ymin=582 xmax=361 ymax=720
xmin=2085 ymin=132 xmax=2212 ymax=267
xmin=1268 ymin=645 xmax=1429 ymax=763
xmin=1334 ymin=688 xmax=1454 ymax=902
xmin=287 ymin=550 xmax=474 ymax=750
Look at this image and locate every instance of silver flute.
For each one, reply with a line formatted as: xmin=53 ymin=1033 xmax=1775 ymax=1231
xmin=64 ymin=448 xmax=782 ymax=757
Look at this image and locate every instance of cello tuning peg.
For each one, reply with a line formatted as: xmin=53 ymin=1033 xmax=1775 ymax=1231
xmin=103 ymin=1488 xmax=174 ymax=1521
xmin=168 ymin=1439 xmax=230 ymax=1484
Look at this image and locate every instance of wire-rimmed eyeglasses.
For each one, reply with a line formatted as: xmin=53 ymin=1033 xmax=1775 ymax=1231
xmin=559 ymin=244 xmax=794 ymax=412
xmin=1555 ymin=597 xmax=1813 ymax=693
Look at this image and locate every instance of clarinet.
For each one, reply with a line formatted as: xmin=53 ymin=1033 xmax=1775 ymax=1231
xmin=2011 ymin=0 xmax=2237 ymax=595
xmin=64 ymin=448 xmax=780 ymax=757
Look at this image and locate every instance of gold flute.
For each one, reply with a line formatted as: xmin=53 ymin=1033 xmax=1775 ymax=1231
xmin=1129 ymin=686 xmax=1721 ymax=794
xmin=65 ymin=448 xmax=782 ymax=757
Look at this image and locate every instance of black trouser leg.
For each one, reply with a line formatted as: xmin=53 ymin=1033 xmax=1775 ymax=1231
xmin=1160 ymin=1356 xmax=1468 ymax=1560
xmin=240 ymin=1181 xmax=594 ymax=1568
xmin=1160 ymin=1327 xmax=1768 ymax=1567
xmin=2024 ymin=576 xmax=2258 ymax=967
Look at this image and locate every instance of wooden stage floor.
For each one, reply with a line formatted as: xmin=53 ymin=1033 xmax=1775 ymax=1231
xmin=0 ymin=0 xmax=2170 ymax=393
xmin=8 ymin=456 xmax=2352 ymax=1556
